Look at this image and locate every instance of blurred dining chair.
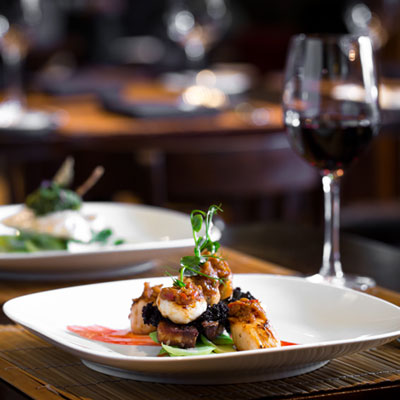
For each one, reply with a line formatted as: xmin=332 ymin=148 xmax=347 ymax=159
xmin=156 ymin=131 xmax=321 ymax=223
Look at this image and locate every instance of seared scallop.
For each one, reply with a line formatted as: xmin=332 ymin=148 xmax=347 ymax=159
xmin=156 ymin=281 xmax=207 ymax=324
xmin=204 ymin=255 xmax=233 ymax=300
xmin=228 ymin=298 xmax=280 ymax=351
xmin=129 ymin=282 xmax=163 ymax=334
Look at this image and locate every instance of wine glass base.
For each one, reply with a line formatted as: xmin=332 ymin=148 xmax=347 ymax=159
xmin=306 ymin=273 xmax=376 ymax=291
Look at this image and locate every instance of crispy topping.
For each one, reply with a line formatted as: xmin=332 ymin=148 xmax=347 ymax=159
xmin=203 ymin=254 xmax=233 ymax=300
xmin=132 ymin=282 xmax=163 ymax=305
xmin=159 ymin=281 xmax=204 ymax=306
xmin=228 ymin=298 xmax=268 ymax=323
xmin=184 ymin=260 xmax=220 ymax=305
xmin=206 ymin=255 xmax=232 ymax=280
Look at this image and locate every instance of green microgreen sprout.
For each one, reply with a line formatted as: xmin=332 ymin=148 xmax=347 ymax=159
xmin=166 ymin=271 xmax=186 ymax=289
xmin=169 ymin=204 xmax=224 ymax=289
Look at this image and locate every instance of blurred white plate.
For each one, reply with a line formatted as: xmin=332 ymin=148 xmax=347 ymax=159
xmin=0 ymin=203 xmax=196 ymax=279
xmin=161 ymin=63 xmax=255 ymax=95
xmin=4 ymin=274 xmax=400 ymax=384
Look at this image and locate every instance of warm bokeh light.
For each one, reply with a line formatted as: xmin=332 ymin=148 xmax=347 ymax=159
xmin=182 ymin=84 xmax=227 ymax=108
xmin=196 ymin=69 xmax=217 ymax=87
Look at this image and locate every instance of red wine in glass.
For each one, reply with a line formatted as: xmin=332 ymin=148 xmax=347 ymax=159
xmin=287 ymin=114 xmax=377 ymax=172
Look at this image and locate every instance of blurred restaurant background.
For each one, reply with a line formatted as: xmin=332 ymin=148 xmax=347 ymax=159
xmin=1 ymin=0 xmax=400 ymax=244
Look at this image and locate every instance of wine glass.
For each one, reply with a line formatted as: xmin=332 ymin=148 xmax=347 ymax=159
xmin=282 ymin=34 xmax=380 ymax=291
xmin=165 ymin=0 xmax=231 ymax=70
xmin=0 ymin=0 xmax=57 ymax=131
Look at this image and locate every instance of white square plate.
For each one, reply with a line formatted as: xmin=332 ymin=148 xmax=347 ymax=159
xmin=0 ymin=202 xmax=195 ymax=279
xmin=4 ymin=274 xmax=400 ymax=384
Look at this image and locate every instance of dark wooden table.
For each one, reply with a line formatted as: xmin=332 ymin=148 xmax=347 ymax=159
xmin=0 ymin=86 xmax=299 ymax=208
xmin=222 ymin=221 xmax=400 ymax=292
xmin=1 ymin=77 xmax=399 ymax=209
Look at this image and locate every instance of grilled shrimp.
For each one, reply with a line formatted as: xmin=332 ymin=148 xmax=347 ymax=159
xmin=129 ymin=282 xmax=163 ymax=334
xmin=156 ymin=281 xmax=207 ymax=324
xmin=228 ymin=298 xmax=280 ymax=351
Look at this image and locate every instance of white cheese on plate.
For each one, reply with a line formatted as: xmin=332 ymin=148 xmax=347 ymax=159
xmin=2 ymin=207 xmax=96 ymax=243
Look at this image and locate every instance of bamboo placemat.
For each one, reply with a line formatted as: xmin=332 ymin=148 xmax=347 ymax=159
xmin=0 ymin=325 xmax=398 ymax=400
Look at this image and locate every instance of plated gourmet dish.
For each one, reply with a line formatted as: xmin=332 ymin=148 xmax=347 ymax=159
xmin=69 ymin=205 xmax=284 ymax=356
xmin=7 ymin=272 xmax=400 ymax=383
xmin=0 ymin=157 xmax=123 ymax=253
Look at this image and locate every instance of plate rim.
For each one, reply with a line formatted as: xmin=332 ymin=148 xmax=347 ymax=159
xmin=3 ymin=274 xmax=400 ymax=364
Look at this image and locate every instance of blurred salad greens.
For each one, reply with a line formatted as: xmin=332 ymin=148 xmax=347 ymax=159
xmin=0 ymin=229 xmax=124 ymax=253
xmin=25 ymin=181 xmax=82 ymax=216
xmin=0 ymin=232 xmax=68 ymax=253
xmin=0 ymin=158 xmax=125 ymax=253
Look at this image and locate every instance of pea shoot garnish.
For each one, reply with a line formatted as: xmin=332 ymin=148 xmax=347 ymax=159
xmin=25 ymin=157 xmax=104 ymax=217
xmin=25 ymin=181 xmax=82 ymax=217
xmin=171 ymin=204 xmax=224 ymax=288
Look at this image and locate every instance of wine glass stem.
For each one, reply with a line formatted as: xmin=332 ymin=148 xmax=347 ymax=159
xmin=320 ymin=173 xmax=343 ymax=279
